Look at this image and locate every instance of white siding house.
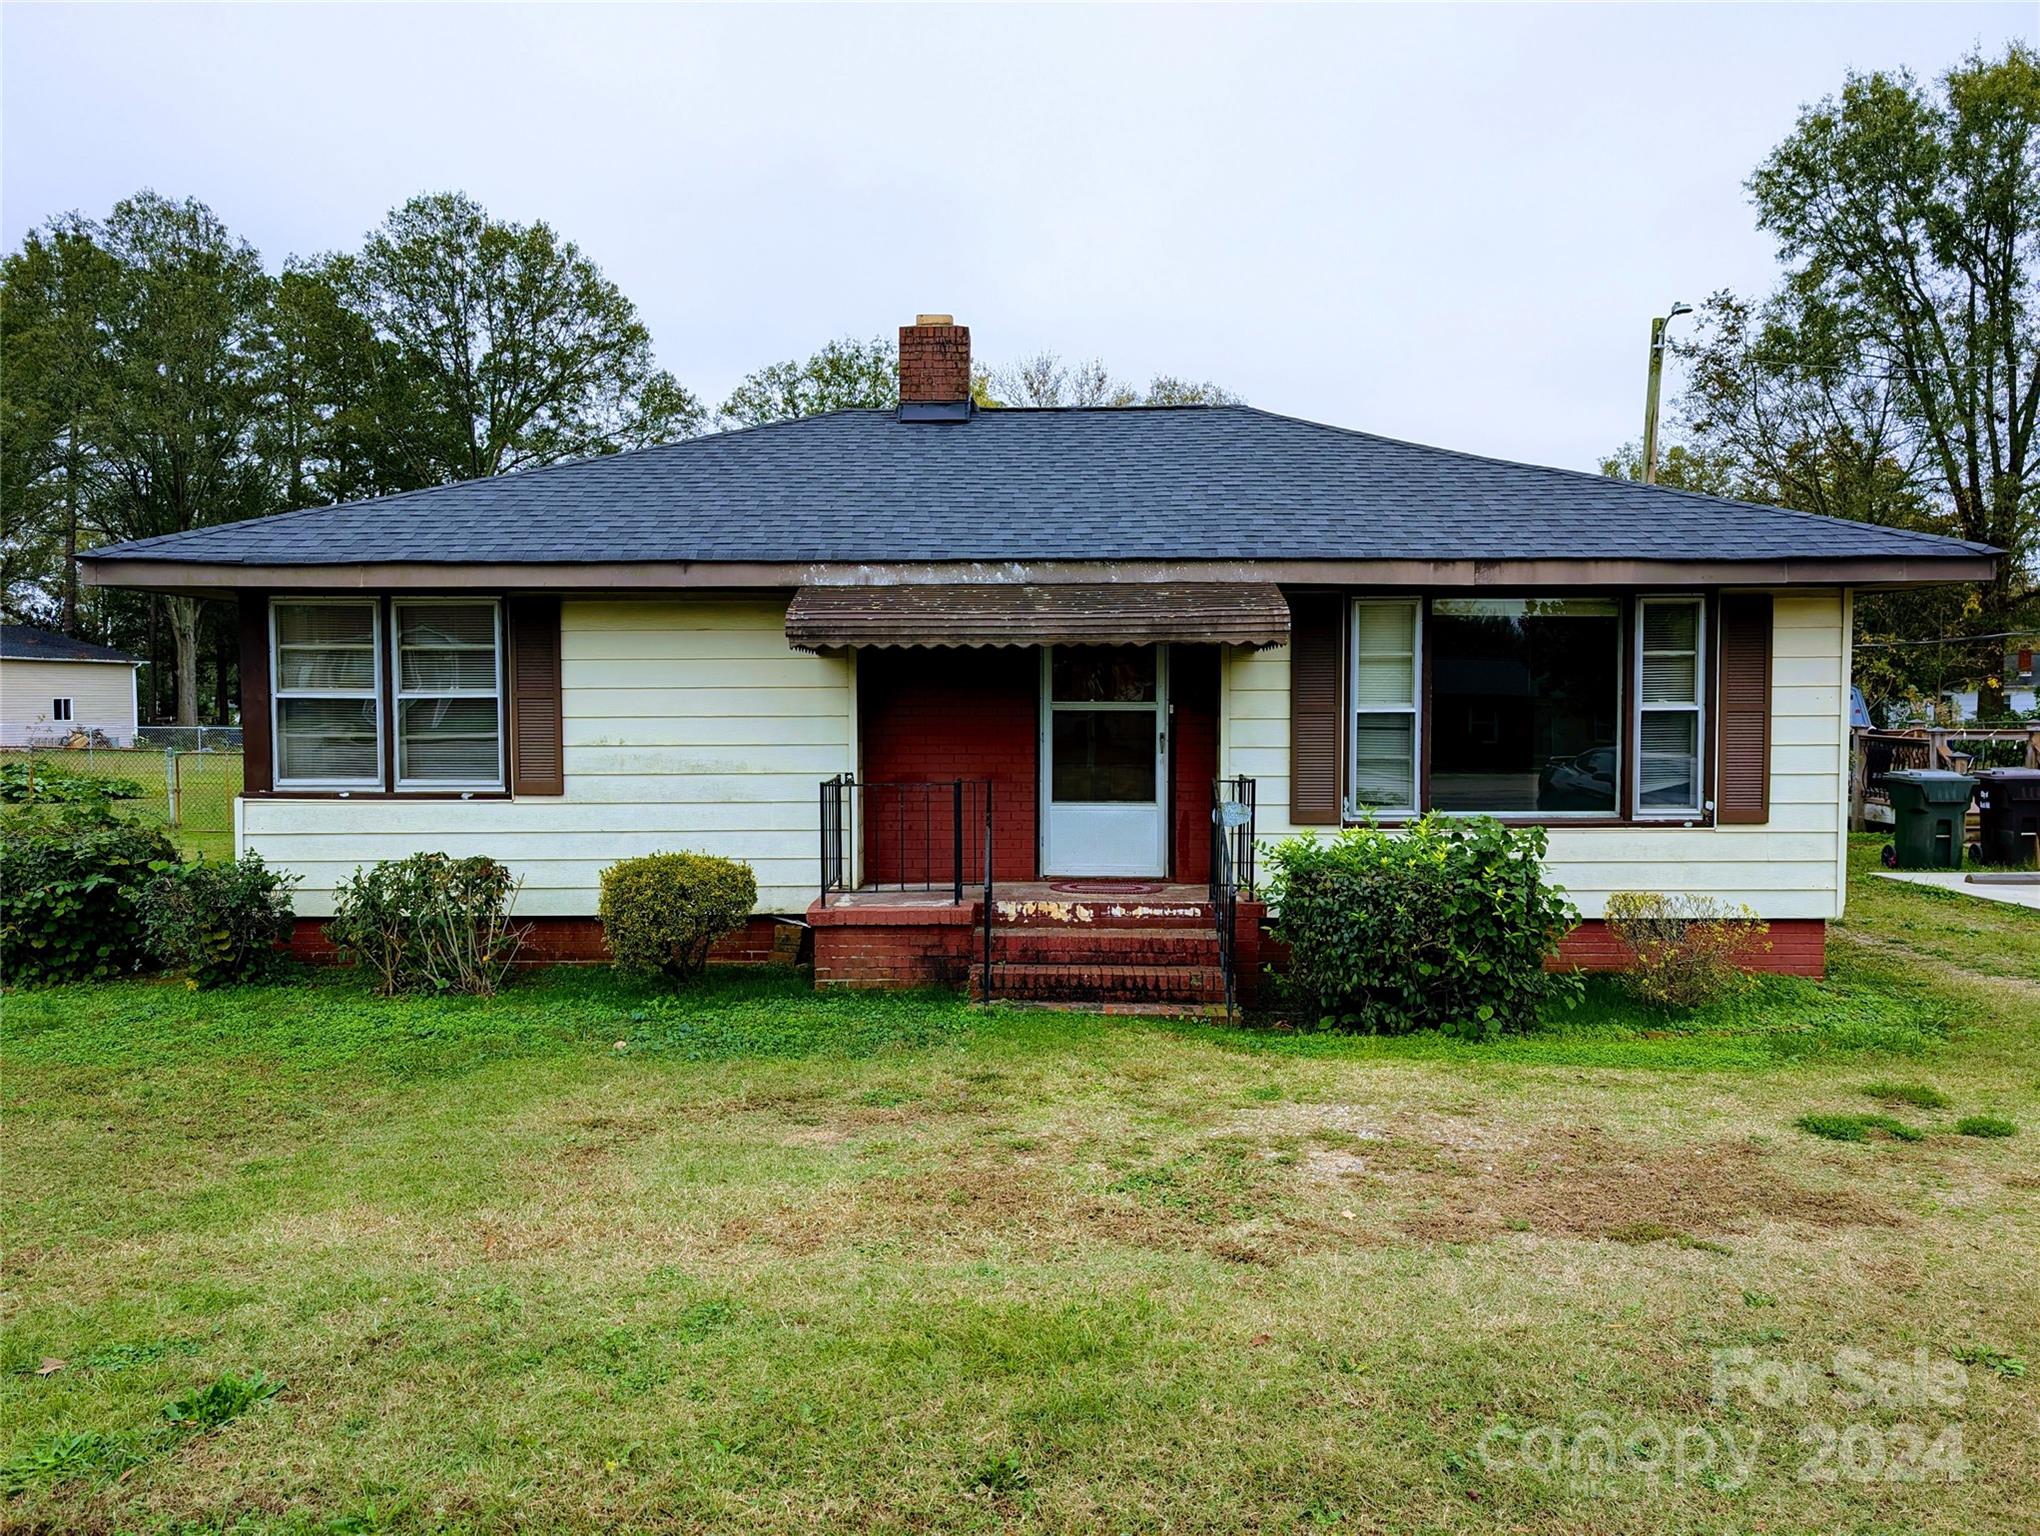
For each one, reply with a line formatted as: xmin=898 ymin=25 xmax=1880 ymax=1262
xmin=0 ymin=627 xmax=142 ymax=747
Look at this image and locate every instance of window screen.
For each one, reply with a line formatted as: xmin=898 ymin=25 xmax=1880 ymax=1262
xmin=393 ymin=600 xmax=503 ymax=788
xmin=272 ymin=601 xmax=381 ymax=786
xmin=1637 ymin=598 xmax=1705 ymax=814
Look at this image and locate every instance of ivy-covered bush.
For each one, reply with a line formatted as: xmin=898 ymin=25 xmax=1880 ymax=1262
xmin=599 ymin=853 xmax=757 ymax=982
xmin=138 ymin=854 xmax=300 ymax=988
xmin=1264 ymin=816 xmax=1581 ymax=1038
xmin=0 ymin=805 xmax=178 ymax=984
xmin=325 ymin=852 xmax=525 ymax=996
xmin=1603 ymin=891 xmax=1769 ymax=1009
xmin=0 ymin=759 xmax=145 ymax=803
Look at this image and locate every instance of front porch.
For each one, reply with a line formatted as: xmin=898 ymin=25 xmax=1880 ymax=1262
xmin=806 ymin=878 xmax=1267 ymax=1011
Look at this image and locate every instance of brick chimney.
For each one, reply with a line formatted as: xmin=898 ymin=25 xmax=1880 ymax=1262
xmin=898 ymin=314 xmax=971 ymax=407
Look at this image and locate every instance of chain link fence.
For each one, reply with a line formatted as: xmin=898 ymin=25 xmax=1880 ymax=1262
xmin=1 ymin=742 xmax=243 ymax=861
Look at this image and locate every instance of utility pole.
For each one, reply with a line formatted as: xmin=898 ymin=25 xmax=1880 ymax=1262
xmin=1641 ymin=301 xmax=1692 ymax=485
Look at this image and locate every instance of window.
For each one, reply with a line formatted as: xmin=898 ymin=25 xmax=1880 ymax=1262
xmin=392 ymin=600 xmax=504 ymax=789
xmin=1430 ymin=597 xmax=1621 ymax=814
xmin=1348 ymin=599 xmax=1420 ymax=815
xmin=51 ymin=698 xmax=72 ymax=722
xmin=1047 ymin=645 xmax=1160 ymax=802
xmin=1636 ymin=597 xmax=1705 ymax=815
xmin=272 ymin=600 xmax=382 ymax=787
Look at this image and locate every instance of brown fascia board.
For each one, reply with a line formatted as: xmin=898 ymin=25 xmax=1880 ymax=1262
xmin=81 ymin=553 xmax=1998 ymax=598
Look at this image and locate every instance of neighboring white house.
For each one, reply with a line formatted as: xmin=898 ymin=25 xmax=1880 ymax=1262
xmin=0 ymin=624 xmax=142 ymax=747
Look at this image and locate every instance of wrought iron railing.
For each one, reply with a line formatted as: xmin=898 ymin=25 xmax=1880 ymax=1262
xmin=1210 ymin=775 xmax=1257 ymax=1020
xmin=817 ymin=776 xmax=994 ymax=908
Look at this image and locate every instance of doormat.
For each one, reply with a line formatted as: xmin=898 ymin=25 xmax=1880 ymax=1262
xmin=1046 ymin=880 xmax=1171 ymax=895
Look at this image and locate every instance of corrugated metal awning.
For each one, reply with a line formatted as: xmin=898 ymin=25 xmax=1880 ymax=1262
xmin=786 ymin=582 xmax=1291 ymax=651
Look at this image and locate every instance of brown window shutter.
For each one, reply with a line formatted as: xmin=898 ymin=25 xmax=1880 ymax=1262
xmin=237 ymin=593 xmax=272 ymax=793
xmin=1715 ymin=593 xmax=1772 ymax=824
xmin=1289 ymin=592 xmax=1343 ymax=825
xmin=508 ymin=597 xmax=565 ymax=796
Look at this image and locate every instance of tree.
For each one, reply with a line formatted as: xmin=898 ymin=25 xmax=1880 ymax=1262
xmin=1597 ymin=437 xmax=1747 ymax=498
xmin=90 ymin=192 xmax=272 ymax=724
xmin=719 ymin=336 xmax=897 ymax=427
xmin=340 ymin=192 xmax=702 ymax=482
xmin=0 ymin=218 xmax=119 ymax=631
xmin=1743 ymin=44 xmax=2040 ymax=714
xmin=983 ymin=350 xmax=1239 ymax=408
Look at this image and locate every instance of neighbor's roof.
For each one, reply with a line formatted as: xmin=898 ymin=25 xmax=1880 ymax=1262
xmin=0 ymin=624 xmax=139 ymax=665
xmin=79 ymin=405 xmax=1997 ymax=573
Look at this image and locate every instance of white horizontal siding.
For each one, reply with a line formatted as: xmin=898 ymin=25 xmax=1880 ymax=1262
xmin=0 ymin=658 xmax=138 ymax=746
xmin=1220 ymin=589 xmax=1849 ymax=919
xmin=242 ymin=595 xmax=851 ymax=917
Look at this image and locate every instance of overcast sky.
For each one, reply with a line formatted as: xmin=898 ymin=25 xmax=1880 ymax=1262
xmin=4 ymin=3 xmax=2032 ymax=473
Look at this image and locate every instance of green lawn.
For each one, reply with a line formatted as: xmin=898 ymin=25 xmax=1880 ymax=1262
xmin=0 ymin=748 xmax=241 ymax=862
xmin=2 ymin=835 xmax=2035 ymax=1533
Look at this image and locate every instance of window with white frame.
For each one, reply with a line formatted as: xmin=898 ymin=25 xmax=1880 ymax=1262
xmin=1348 ymin=598 xmax=1421 ymax=815
xmin=1635 ymin=597 xmax=1705 ymax=815
xmin=51 ymin=698 xmax=73 ymax=722
xmin=272 ymin=600 xmax=382 ymax=787
xmin=392 ymin=599 xmax=503 ymax=789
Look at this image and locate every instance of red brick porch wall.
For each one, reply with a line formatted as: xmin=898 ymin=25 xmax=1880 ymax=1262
xmin=287 ymin=915 xmax=796 ymax=968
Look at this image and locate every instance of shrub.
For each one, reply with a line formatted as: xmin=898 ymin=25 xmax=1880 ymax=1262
xmin=1263 ymin=816 xmax=1581 ymax=1039
xmin=0 ymin=759 xmax=144 ymax=804
xmin=0 ymin=805 xmax=177 ymax=984
xmin=1603 ymin=891 xmax=1770 ymax=1009
xmin=599 ymin=853 xmax=757 ymax=982
xmin=138 ymin=854 xmax=299 ymax=988
xmin=325 ymin=852 xmax=525 ymax=996
xmin=1949 ymin=737 xmax=2027 ymax=770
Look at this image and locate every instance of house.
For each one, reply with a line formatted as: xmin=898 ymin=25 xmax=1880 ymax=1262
xmin=80 ymin=316 xmax=1996 ymax=1003
xmin=0 ymin=625 xmax=142 ymax=747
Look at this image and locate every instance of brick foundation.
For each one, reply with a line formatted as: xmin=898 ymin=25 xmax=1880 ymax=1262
xmin=1554 ymin=917 xmax=1825 ymax=977
xmin=286 ymin=915 xmax=799 ymax=968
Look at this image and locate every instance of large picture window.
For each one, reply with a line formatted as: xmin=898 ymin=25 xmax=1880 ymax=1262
xmin=272 ymin=600 xmax=383 ymax=788
xmin=1348 ymin=599 xmax=1420 ymax=815
xmin=1429 ymin=597 xmax=1622 ymax=815
xmin=1636 ymin=597 xmax=1705 ymax=815
xmin=393 ymin=600 xmax=504 ymax=789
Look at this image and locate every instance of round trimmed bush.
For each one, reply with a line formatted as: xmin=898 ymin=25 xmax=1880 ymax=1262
xmin=599 ymin=853 xmax=757 ymax=982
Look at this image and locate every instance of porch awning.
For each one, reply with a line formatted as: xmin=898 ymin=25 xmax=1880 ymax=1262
xmin=785 ymin=582 xmax=1291 ymax=651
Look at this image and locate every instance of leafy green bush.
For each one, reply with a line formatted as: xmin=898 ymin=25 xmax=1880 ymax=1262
xmin=599 ymin=852 xmax=757 ymax=982
xmin=1264 ymin=816 xmax=1581 ymax=1039
xmin=1603 ymin=891 xmax=1770 ymax=1008
xmin=325 ymin=852 xmax=525 ymax=996
xmin=0 ymin=758 xmax=144 ymax=803
xmin=1949 ymin=738 xmax=2027 ymax=769
xmin=0 ymin=805 xmax=177 ymax=983
xmin=138 ymin=854 xmax=299 ymax=988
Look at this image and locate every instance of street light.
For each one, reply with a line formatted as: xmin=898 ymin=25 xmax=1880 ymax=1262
xmin=1641 ymin=301 xmax=1693 ymax=486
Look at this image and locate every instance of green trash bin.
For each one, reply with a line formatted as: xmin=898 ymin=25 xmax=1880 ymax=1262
xmin=1878 ymin=769 xmax=1976 ymax=870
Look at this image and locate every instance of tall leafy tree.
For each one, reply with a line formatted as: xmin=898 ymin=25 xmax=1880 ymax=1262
xmin=90 ymin=192 xmax=272 ymax=724
xmin=1744 ymin=44 xmax=2040 ymax=713
xmin=719 ymin=336 xmax=898 ymax=427
xmin=0 ymin=217 xmax=119 ymax=631
xmin=338 ymin=192 xmax=701 ymax=482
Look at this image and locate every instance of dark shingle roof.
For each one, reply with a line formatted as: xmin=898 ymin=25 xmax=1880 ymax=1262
xmin=81 ymin=406 xmax=1996 ymax=568
xmin=0 ymin=625 xmax=139 ymax=664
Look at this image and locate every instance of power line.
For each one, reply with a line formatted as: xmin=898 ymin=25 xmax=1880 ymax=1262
xmin=1856 ymin=629 xmax=2040 ymax=650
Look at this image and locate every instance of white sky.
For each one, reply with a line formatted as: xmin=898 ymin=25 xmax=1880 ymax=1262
xmin=4 ymin=2 xmax=2032 ymax=473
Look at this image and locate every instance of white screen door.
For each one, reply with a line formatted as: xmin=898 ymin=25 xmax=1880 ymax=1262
xmin=1041 ymin=644 xmax=1168 ymax=877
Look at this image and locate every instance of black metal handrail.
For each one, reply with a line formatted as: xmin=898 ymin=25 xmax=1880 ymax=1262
xmin=818 ymin=776 xmax=993 ymax=908
xmin=1210 ymin=775 xmax=1257 ymax=1020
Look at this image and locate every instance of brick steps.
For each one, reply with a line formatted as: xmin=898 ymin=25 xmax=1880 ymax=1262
xmin=990 ymin=925 xmax=1221 ymax=966
xmin=974 ymin=960 xmax=1227 ymax=1004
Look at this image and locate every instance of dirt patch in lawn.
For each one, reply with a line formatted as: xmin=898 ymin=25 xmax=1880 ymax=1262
xmin=1365 ymin=1125 xmax=1902 ymax=1245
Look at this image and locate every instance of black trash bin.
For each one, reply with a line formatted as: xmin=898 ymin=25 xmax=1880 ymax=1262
xmin=1878 ymin=770 xmax=1975 ymax=870
xmin=1972 ymin=767 xmax=2040 ymax=868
